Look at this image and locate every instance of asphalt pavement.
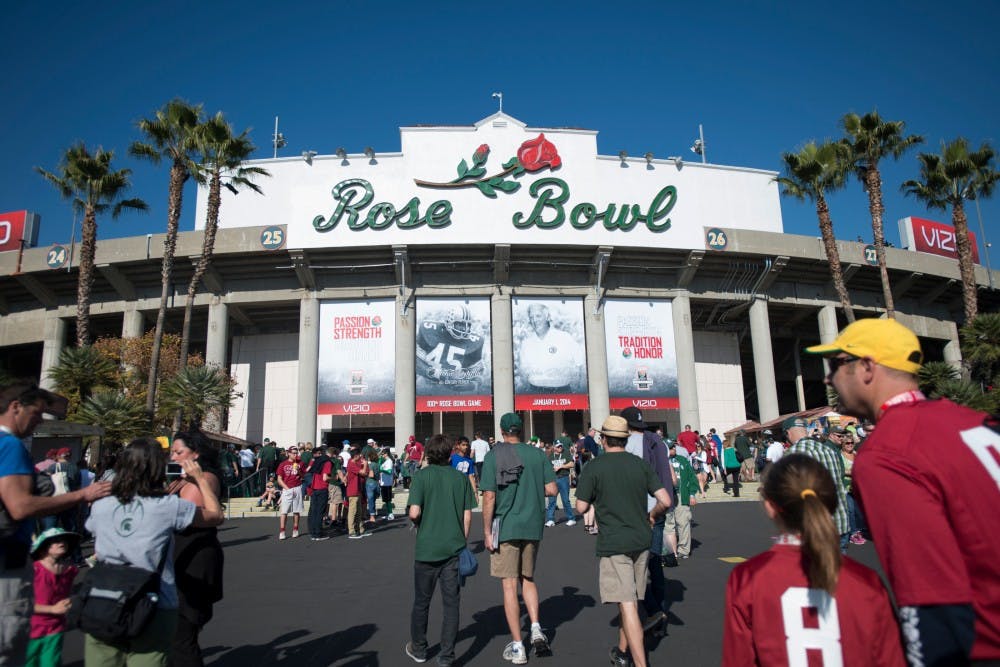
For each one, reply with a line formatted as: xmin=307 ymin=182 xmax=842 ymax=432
xmin=61 ymin=497 xmax=884 ymax=666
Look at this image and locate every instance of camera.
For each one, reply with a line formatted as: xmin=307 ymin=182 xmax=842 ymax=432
xmin=166 ymin=462 xmax=183 ymax=476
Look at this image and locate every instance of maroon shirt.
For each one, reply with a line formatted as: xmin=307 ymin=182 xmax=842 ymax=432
xmin=346 ymin=458 xmax=366 ymax=497
xmin=276 ymin=458 xmax=304 ymax=488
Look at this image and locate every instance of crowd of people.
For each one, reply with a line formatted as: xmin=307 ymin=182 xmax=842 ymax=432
xmin=2 ymin=317 xmax=999 ymax=666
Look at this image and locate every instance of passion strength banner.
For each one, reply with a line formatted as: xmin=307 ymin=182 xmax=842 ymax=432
xmin=513 ymin=297 xmax=588 ymax=411
xmin=415 ymin=297 xmax=492 ymax=412
xmin=604 ymin=299 xmax=679 ymax=411
xmin=317 ymin=299 xmax=396 ymax=415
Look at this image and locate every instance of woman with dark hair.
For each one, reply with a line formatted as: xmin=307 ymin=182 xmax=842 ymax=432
xmin=722 ymin=454 xmax=904 ymax=666
xmin=84 ymin=437 xmax=223 ymax=666
xmin=168 ymin=431 xmax=226 ymax=666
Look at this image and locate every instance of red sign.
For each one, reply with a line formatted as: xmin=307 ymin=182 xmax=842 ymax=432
xmin=906 ymin=216 xmax=980 ymax=263
xmin=609 ymin=397 xmax=680 ymax=411
xmin=417 ymin=396 xmax=493 ymax=412
xmin=0 ymin=210 xmax=28 ymax=253
xmin=514 ymin=394 xmax=589 ymax=411
xmin=317 ymin=400 xmax=395 ymax=416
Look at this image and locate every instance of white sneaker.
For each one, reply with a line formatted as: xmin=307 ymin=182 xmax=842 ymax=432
xmin=279 ymin=532 xmax=287 ymax=540
xmin=502 ymin=641 xmax=527 ymax=664
xmin=530 ymin=626 xmax=552 ymax=657
xmin=387 ymin=513 xmax=395 ymax=521
xmin=545 ymin=520 xmax=555 ymax=527
xmin=566 ymin=519 xmax=577 ymax=526
xmin=292 ymin=529 xmax=300 ymax=538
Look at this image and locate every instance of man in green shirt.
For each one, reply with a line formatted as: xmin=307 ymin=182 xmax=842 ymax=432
xmin=575 ymin=416 xmax=671 ymax=667
xmin=481 ymin=413 xmax=557 ymax=664
xmin=665 ymin=442 xmax=699 ymax=565
xmin=256 ymin=439 xmax=278 ymax=486
xmin=406 ymin=434 xmax=475 ymax=666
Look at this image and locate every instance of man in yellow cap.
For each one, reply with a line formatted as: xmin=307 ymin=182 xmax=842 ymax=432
xmin=806 ymin=318 xmax=1000 ymax=664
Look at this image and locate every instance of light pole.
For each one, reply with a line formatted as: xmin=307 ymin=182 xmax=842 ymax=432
xmin=272 ymin=116 xmax=287 ymax=159
xmin=972 ymin=192 xmax=994 ymax=289
xmin=690 ymin=124 xmax=707 ymax=164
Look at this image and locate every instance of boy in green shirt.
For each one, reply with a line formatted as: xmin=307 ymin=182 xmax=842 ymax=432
xmin=406 ymin=434 xmax=475 ymax=666
xmin=665 ymin=442 xmax=699 ymax=565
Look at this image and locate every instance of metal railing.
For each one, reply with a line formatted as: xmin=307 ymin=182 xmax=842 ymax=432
xmin=226 ymin=470 xmax=266 ymax=519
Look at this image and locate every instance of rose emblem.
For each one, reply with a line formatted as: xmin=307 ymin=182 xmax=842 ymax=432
xmin=372 ymin=316 xmax=382 ymax=327
xmin=517 ymin=134 xmax=561 ymax=172
xmin=622 ymin=349 xmax=633 ymax=358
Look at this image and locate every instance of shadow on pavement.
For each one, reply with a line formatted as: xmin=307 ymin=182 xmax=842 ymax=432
xmin=203 ymin=624 xmax=378 ymax=666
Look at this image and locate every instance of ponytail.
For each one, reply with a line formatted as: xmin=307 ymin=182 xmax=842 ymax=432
xmin=761 ymin=454 xmax=840 ymax=594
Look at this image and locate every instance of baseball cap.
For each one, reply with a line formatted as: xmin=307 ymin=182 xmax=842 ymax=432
xmin=367 ymin=438 xmax=376 ymax=444
xmin=782 ymin=416 xmax=808 ymax=431
xmin=56 ymin=447 xmax=71 ymax=457
xmin=598 ymin=415 xmax=629 ymax=439
xmin=619 ymin=406 xmax=647 ymax=430
xmin=342 ymin=439 xmax=350 ymax=446
xmin=830 ymin=426 xmax=847 ymax=435
xmin=553 ymin=441 xmax=564 ymax=448
xmin=805 ymin=318 xmax=923 ymax=374
xmin=500 ymin=413 xmax=523 ymax=434
xmin=529 ymin=436 xmax=539 ymax=443
xmin=763 ymin=429 xmax=772 ymax=435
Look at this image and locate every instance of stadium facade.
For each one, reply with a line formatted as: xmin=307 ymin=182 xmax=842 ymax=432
xmin=1 ymin=112 xmax=995 ymax=447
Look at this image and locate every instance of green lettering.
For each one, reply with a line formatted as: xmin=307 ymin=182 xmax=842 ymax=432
xmin=333 ymin=179 xmax=374 ymax=231
xmin=570 ymin=202 xmax=597 ymax=229
xmin=645 ymin=186 xmax=676 ymax=232
xmin=597 ymin=203 xmax=637 ymax=231
xmin=366 ymin=202 xmax=396 ymax=230
xmin=513 ymin=177 xmax=568 ymax=229
xmin=425 ymin=200 xmax=453 ymax=228
xmin=394 ymin=198 xmax=423 ymax=228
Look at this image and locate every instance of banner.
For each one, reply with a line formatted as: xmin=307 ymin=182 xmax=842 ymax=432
xmin=512 ymin=297 xmax=588 ymax=411
xmin=317 ymin=300 xmax=396 ymax=415
xmin=604 ymin=299 xmax=679 ymax=411
xmin=416 ymin=297 xmax=492 ymax=412
xmin=898 ymin=216 xmax=980 ymax=263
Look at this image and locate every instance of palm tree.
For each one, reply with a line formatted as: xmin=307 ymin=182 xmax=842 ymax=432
xmin=961 ymin=312 xmax=1000 ymax=389
xmin=178 ymin=113 xmax=269 ymax=368
xmin=36 ymin=145 xmax=148 ymax=345
xmin=75 ymin=390 xmax=148 ymax=447
xmin=776 ymin=141 xmax=856 ymax=322
xmin=903 ymin=139 xmax=999 ymax=322
xmin=130 ymin=99 xmax=205 ymax=421
xmin=46 ymin=346 xmax=117 ymax=413
xmin=159 ymin=365 xmax=240 ymax=430
xmin=841 ymin=111 xmax=924 ymax=318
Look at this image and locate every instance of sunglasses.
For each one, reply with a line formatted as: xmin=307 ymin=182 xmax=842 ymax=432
xmin=827 ymin=356 xmax=861 ymax=375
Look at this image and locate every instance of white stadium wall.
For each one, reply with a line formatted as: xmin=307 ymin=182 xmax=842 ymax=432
xmin=694 ymin=331 xmax=747 ymax=434
xmin=228 ymin=333 xmax=300 ymax=446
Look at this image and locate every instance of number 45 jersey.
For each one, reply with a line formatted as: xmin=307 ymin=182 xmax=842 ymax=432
xmin=416 ymin=319 xmax=486 ymax=388
xmin=723 ymin=543 xmax=905 ymax=666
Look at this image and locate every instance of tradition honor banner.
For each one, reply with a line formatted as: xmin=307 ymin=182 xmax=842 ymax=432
xmin=415 ymin=297 xmax=493 ymax=412
xmin=513 ymin=297 xmax=588 ymax=411
xmin=604 ymin=299 xmax=679 ymax=410
xmin=317 ymin=300 xmax=396 ymax=415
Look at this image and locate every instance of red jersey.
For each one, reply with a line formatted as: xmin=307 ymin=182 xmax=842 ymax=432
xmin=677 ymin=430 xmax=698 ymax=451
xmin=30 ymin=561 xmax=78 ymax=638
xmin=345 ymin=459 xmax=366 ymax=497
xmin=723 ymin=543 xmax=904 ymax=667
xmin=853 ymin=398 xmax=1000 ymax=659
xmin=275 ymin=458 xmax=303 ymax=488
xmin=309 ymin=460 xmax=332 ymax=492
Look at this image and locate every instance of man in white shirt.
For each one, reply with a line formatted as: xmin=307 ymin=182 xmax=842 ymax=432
xmin=764 ymin=431 xmax=784 ymax=470
xmin=470 ymin=431 xmax=490 ymax=484
xmin=519 ymin=303 xmax=582 ymax=392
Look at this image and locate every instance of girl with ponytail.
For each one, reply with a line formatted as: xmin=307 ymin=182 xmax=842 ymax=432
xmin=722 ymin=454 xmax=904 ymax=666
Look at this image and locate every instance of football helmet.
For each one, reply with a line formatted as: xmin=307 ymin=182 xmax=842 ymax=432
xmin=444 ymin=305 xmax=474 ymax=339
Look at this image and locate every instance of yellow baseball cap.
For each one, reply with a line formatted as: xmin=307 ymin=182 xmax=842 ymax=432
xmin=805 ymin=318 xmax=923 ymax=374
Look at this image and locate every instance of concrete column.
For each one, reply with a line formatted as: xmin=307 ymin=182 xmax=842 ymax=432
xmin=817 ymin=305 xmax=840 ymax=376
xmin=672 ymin=293 xmax=700 ymax=430
xmin=793 ymin=337 xmax=806 ymax=411
xmin=463 ymin=412 xmax=474 ymax=437
xmin=394 ymin=295 xmax=416 ymax=446
xmin=749 ymin=298 xmax=780 ymax=422
xmin=205 ymin=298 xmax=229 ymax=369
xmin=122 ymin=307 xmax=144 ymax=339
xmin=584 ymin=293 xmax=610 ymax=430
xmin=296 ymin=295 xmax=320 ymax=444
xmin=943 ymin=321 xmax=963 ymax=372
xmin=491 ymin=292 xmax=514 ymax=436
xmin=39 ymin=316 xmax=67 ymax=391
xmin=552 ymin=411 xmax=565 ymax=437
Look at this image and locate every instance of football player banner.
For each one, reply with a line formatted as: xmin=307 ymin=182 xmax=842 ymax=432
xmin=512 ymin=297 xmax=589 ymax=411
xmin=317 ymin=299 xmax=396 ymax=415
xmin=604 ymin=299 xmax=679 ymax=411
xmin=415 ymin=297 xmax=493 ymax=412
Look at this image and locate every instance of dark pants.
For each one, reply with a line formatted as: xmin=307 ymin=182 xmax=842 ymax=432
xmin=170 ymin=613 xmax=204 ymax=667
xmin=723 ymin=468 xmax=741 ymax=497
xmin=644 ymin=513 xmax=667 ymax=616
xmin=411 ymin=556 xmax=460 ymax=666
xmin=308 ymin=489 xmax=329 ymax=537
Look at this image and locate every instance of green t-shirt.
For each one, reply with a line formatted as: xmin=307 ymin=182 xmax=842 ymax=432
xmin=300 ymin=450 xmax=313 ymax=467
xmin=258 ymin=445 xmax=278 ymax=464
xmin=409 ymin=465 xmax=475 ymax=562
xmin=555 ymin=435 xmax=573 ymax=449
xmin=575 ymin=451 xmax=663 ymax=557
xmin=547 ymin=449 xmax=572 ymax=477
xmin=480 ymin=443 xmax=556 ymax=542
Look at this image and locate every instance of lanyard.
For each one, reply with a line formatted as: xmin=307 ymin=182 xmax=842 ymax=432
xmin=878 ymin=390 xmax=926 ymax=416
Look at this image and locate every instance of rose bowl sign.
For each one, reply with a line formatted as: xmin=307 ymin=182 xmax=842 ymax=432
xmin=899 ymin=216 xmax=980 ymax=264
xmin=0 ymin=210 xmax=40 ymax=253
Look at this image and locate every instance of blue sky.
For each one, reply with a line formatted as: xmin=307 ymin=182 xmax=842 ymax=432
xmin=2 ymin=1 xmax=997 ymax=266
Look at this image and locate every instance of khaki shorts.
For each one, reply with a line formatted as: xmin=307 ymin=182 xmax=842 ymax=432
xmin=599 ymin=551 xmax=648 ymax=604
xmin=664 ymin=507 xmax=677 ymax=532
xmin=490 ymin=540 xmax=539 ymax=579
xmin=280 ymin=487 xmax=304 ymax=515
xmin=328 ymin=484 xmax=344 ymax=505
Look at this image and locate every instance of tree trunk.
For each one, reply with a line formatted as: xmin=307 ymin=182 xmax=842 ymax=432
xmin=951 ymin=200 xmax=979 ymax=323
xmin=178 ymin=169 xmax=222 ymax=370
xmin=146 ymin=160 xmax=188 ymax=420
xmin=76 ymin=208 xmax=99 ymax=346
xmin=865 ymin=165 xmax=895 ymax=318
xmin=815 ymin=193 xmax=856 ymax=323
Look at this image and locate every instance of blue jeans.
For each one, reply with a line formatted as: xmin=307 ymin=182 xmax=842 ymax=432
xmin=366 ymin=479 xmax=378 ymax=516
xmin=546 ymin=476 xmax=573 ymax=522
xmin=411 ymin=556 xmax=460 ymax=666
xmin=308 ymin=488 xmax=329 ymax=537
xmin=644 ymin=513 xmax=667 ymax=616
